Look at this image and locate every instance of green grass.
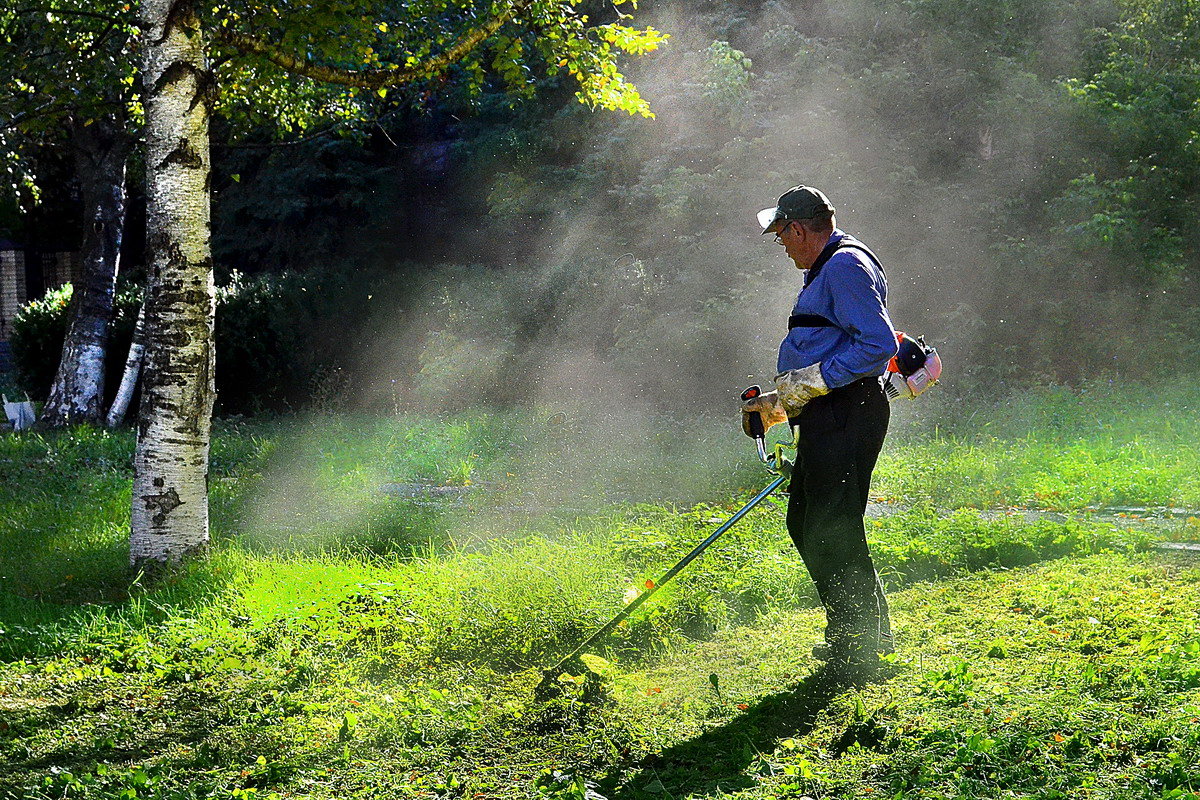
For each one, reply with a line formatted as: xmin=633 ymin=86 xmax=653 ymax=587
xmin=593 ymin=553 xmax=1200 ymax=799
xmin=2 ymin=551 xmax=1197 ymax=799
xmin=878 ymin=380 xmax=1200 ymax=511
xmin=2 ymin=381 xmax=1200 ymax=799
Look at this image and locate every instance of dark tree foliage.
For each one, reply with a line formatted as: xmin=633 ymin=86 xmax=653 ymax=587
xmin=11 ymin=0 xmax=1200 ymax=413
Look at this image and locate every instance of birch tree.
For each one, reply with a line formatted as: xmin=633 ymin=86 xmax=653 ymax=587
xmin=131 ymin=0 xmax=215 ymax=566
xmin=2 ymin=6 xmax=368 ymax=428
xmin=106 ymin=300 xmax=146 ymax=427
xmin=130 ymin=0 xmax=665 ymax=566
xmin=1 ymin=7 xmax=139 ymax=426
xmin=41 ymin=111 xmax=133 ymax=425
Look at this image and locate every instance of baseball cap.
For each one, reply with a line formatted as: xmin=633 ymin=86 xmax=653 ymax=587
xmin=757 ymin=186 xmax=835 ymax=233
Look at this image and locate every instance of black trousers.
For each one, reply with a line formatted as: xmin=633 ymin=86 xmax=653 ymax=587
xmin=786 ymin=376 xmax=891 ymax=657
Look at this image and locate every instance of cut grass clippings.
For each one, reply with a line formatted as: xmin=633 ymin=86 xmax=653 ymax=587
xmin=598 ymin=552 xmax=1200 ymax=799
xmin=2 ymin=553 xmax=1197 ymax=799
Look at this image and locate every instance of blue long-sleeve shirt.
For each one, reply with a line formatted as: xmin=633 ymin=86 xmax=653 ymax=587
xmin=776 ymin=230 xmax=898 ymax=388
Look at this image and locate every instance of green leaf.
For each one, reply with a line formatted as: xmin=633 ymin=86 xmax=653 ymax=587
xmin=578 ymin=653 xmax=614 ymax=677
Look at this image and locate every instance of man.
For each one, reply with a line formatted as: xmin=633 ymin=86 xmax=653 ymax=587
xmin=742 ymin=185 xmax=897 ymax=681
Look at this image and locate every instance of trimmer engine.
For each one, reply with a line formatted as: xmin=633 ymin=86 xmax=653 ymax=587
xmin=882 ymin=332 xmax=942 ymax=401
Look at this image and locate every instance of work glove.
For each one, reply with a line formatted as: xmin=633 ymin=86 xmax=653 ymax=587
xmin=740 ymin=390 xmax=788 ymax=437
xmin=774 ymin=363 xmax=829 ymax=417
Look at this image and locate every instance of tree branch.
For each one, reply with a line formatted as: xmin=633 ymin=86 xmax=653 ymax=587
xmin=0 ymin=97 xmax=128 ymax=133
xmin=212 ymin=121 xmax=351 ymax=150
xmin=215 ymin=0 xmax=533 ymax=89
xmin=0 ymin=100 xmax=65 ymax=133
xmin=14 ymin=6 xmax=142 ymax=28
xmin=80 ymin=20 xmax=127 ymax=58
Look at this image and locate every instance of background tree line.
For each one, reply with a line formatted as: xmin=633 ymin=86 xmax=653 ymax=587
xmin=10 ymin=0 xmax=1197 ymax=421
xmin=2 ymin=0 xmax=666 ymax=565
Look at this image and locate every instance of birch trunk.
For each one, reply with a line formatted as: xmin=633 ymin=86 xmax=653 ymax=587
xmin=131 ymin=0 xmax=215 ymax=567
xmin=106 ymin=298 xmax=146 ymax=427
xmin=40 ymin=113 xmax=131 ymax=427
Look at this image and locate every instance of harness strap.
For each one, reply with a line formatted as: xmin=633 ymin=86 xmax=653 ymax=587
xmin=788 ymin=235 xmax=887 ymax=331
xmin=788 ymin=313 xmax=836 ymax=328
xmin=804 ymin=235 xmax=885 ymax=287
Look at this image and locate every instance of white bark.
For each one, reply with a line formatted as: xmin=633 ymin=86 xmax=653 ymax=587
xmin=41 ymin=114 xmax=130 ymax=427
xmin=131 ymin=0 xmax=215 ymax=567
xmin=106 ymin=299 xmax=146 ymax=427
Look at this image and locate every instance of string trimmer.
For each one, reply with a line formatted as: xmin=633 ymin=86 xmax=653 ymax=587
xmin=533 ymin=386 xmax=799 ymax=700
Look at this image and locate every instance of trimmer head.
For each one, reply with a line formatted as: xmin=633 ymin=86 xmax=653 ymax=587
xmin=532 ymin=394 xmax=791 ymax=700
xmin=533 ymin=665 xmax=573 ymax=702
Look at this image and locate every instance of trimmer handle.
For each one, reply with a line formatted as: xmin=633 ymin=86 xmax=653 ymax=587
xmin=740 ymin=385 xmax=766 ymax=439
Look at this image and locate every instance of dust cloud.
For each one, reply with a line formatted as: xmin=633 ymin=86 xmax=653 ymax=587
xmin=238 ymin=0 xmax=1132 ymax=546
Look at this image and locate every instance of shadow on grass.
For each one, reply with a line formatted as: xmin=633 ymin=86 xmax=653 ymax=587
xmin=0 ymin=553 xmax=246 ymax=662
xmin=0 ymin=700 xmax=202 ymax=791
xmin=0 ymin=681 xmax=291 ymax=797
xmin=604 ymin=669 xmax=844 ymax=799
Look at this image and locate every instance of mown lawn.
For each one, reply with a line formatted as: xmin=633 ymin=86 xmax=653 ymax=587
xmin=1 ymin=381 xmax=1199 ymax=799
xmin=2 ymin=550 xmax=1197 ymax=799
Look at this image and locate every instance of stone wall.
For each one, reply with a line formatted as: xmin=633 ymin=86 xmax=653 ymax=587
xmin=0 ymin=248 xmax=26 ymax=342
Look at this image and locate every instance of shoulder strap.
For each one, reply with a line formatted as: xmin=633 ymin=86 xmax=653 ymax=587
xmin=805 ymin=234 xmax=885 ymax=286
xmin=789 ymin=235 xmax=887 ymax=331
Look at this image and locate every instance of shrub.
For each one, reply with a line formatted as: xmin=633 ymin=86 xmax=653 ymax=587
xmin=10 ymin=273 xmax=357 ymax=415
xmin=9 ymin=283 xmax=140 ymax=405
xmin=9 ymin=283 xmax=72 ymax=398
xmin=215 ymin=271 xmax=326 ymax=414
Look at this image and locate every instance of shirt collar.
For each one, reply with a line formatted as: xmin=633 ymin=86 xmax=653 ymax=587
xmin=802 ymin=229 xmax=846 ymax=287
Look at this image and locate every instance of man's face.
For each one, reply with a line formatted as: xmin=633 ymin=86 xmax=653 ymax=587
xmin=775 ymin=220 xmax=807 ymax=268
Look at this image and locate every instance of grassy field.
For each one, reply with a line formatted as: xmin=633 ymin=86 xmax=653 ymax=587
xmin=2 ymin=380 xmax=1199 ymax=799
